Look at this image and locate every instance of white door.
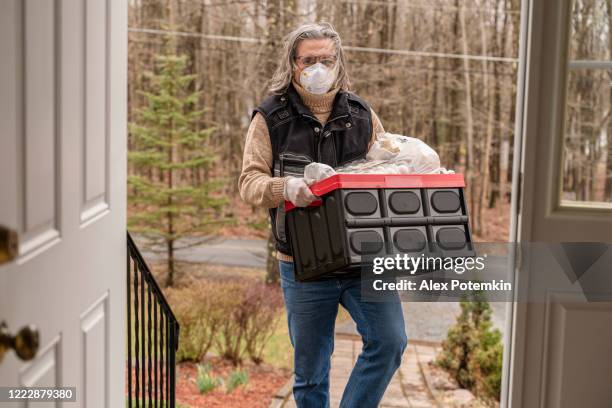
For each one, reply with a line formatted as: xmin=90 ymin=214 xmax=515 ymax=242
xmin=0 ymin=0 xmax=127 ymax=406
xmin=507 ymin=0 xmax=612 ymax=406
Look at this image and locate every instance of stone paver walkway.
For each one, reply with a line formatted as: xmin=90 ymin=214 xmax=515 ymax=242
xmin=277 ymin=336 xmax=439 ymax=408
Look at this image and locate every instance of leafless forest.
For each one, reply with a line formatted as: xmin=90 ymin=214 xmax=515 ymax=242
xmin=565 ymin=0 xmax=612 ymax=204
xmin=127 ymin=0 xmax=612 ymax=243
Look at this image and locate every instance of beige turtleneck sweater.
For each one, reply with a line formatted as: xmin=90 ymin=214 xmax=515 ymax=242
xmin=239 ymin=79 xmax=385 ymax=261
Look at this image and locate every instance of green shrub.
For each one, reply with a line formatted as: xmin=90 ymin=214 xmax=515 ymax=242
xmin=436 ymin=293 xmax=503 ymax=401
xmin=196 ymin=363 xmax=221 ymax=394
xmin=470 ymin=327 xmax=503 ymax=399
xmin=226 ymin=370 xmax=249 ymax=392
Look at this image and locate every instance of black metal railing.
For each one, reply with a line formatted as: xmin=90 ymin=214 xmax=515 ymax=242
xmin=127 ymin=232 xmax=180 ymax=407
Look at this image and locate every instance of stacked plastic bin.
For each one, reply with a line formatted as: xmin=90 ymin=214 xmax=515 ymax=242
xmin=285 ymin=173 xmax=474 ymax=282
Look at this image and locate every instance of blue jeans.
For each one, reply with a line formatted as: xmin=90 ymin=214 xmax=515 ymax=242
xmin=279 ymin=260 xmax=407 ymax=408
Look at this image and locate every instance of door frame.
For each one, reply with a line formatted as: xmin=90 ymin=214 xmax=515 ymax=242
xmin=504 ymin=0 xmax=562 ymax=405
xmin=504 ymin=0 xmax=612 ymax=406
xmin=501 ymin=0 xmax=532 ymax=404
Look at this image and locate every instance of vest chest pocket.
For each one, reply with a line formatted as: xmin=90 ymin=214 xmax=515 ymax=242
xmin=275 ymin=152 xmax=313 ymax=177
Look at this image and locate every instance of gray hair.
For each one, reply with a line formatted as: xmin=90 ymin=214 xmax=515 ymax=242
xmin=268 ymin=22 xmax=351 ymax=95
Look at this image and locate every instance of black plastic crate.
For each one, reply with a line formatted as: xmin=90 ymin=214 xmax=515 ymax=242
xmin=285 ymin=174 xmax=474 ymax=282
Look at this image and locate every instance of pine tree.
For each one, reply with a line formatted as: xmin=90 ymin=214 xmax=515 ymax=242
xmin=128 ymin=54 xmax=225 ymax=287
xmin=436 ymin=292 xmax=503 ymax=401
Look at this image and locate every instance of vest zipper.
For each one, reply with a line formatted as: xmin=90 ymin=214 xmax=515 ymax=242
xmin=303 ymin=115 xmax=323 ymax=161
xmin=322 ymin=130 xmax=337 ymax=166
xmin=318 ymin=114 xmax=348 ymax=164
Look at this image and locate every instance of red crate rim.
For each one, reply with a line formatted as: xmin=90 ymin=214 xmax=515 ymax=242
xmin=285 ymin=173 xmax=465 ymax=212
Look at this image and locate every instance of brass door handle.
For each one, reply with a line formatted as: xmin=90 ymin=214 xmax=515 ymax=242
xmin=0 ymin=321 xmax=39 ymax=363
xmin=0 ymin=225 xmax=18 ymax=265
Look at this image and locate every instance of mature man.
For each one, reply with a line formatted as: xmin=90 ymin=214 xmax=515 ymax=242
xmin=239 ymin=22 xmax=407 ymax=408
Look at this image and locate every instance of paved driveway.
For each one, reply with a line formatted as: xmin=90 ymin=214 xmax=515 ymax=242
xmin=133 ymin=234 xmax=267 ymax=269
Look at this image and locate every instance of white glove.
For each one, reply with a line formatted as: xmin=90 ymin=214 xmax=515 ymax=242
xmin=284 ymin=177 xmax=318 ymax=207
xmin=304 ymin=162 xmax=337 ymax=185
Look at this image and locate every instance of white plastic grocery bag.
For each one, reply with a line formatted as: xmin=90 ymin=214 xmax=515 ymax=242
xmin=302 ymin=132 xmax=454 ymax=184
xmin=365 ymin=133 xmax=442 ymax=173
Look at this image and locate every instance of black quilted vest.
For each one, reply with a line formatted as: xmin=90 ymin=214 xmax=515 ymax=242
xmin=252 ymin=83 xmax=373 ymax=256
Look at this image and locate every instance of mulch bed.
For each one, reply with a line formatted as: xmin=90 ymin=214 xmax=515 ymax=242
xmin=176 ymin=358 xmax=290 ymax=408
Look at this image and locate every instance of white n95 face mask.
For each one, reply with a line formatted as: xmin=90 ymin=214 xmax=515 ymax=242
xmin=299 ymin=62 xmax=338 ymax=95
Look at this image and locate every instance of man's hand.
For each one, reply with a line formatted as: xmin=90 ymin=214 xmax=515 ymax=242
xmin=284 ymin=177 xmax=318 ymax=207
